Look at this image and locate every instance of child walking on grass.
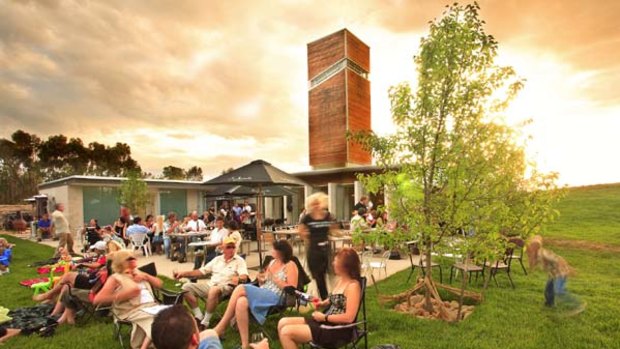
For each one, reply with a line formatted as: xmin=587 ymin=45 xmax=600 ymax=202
xmin=0 ymin=238 xmax=14 ymax=275
xmin=527 ymin=235 xmax=585 ymax=315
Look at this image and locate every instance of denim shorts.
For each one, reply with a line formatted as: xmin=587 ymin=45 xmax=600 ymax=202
xmin=198 ymin=335 xmax=223 ymax=349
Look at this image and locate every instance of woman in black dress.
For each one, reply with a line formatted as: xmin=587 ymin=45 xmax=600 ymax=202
xmin=278 ymin=248 xmax=362 ymax=349
xmin=299 ymin=192 xmax=334 ymax=300
xmin=113 ymin=216 xmax=129 ymax=246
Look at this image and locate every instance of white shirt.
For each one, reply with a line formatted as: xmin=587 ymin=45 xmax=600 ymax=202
xmin=244 ymin=204 xmax=252 ymax=213
xmin=185 ymin=219 xmax=207 ymax=232
xmin=52 ymin=210 xmax=70 ymax=234
xmin=199 ymin=254 xmax=248 ymax=286
xmin=139 ymin=282 xmax=155 ymax=304
xmin=209 ymin=227 xmax=229 ymax=245
xmin=350 ymin=215 xmax=367 ymax=230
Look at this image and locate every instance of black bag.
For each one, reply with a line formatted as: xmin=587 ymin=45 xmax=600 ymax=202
xmin=389 ymin=250 xmax=401 ymax=260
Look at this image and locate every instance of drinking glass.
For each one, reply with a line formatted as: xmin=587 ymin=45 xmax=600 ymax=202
xmin=251 ymin=332 xmax=264 ymax=343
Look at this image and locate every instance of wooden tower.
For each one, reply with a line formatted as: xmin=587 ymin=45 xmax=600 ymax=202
xmin=307 ymin=29 xmax=372 ymax=169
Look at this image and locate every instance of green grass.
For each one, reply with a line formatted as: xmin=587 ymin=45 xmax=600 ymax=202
xmin=1 ymin=183 xmax=620 ymax=348
xmin=545 ymin=183 xmax=620 ymax=245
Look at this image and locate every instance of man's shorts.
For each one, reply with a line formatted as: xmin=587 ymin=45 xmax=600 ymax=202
xmin=198 ymin=335 xmax=223 ymax=349
xmin=181 ymin=282 xmax=233 ymax=299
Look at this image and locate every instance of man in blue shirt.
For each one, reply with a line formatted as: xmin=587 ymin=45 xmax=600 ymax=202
xmin=126 ymin=216 xmax=150 ymax=236
xmin=126 ymin=216 xmax=151 ymax=255
xmin=37 ymin=213 xmax=52 ymax=242
xmin=151 ymin=305 xmax=268 ymax=349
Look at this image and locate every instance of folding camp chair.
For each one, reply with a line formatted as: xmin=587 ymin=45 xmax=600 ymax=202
xmin=248 ymin=256 xmax=310 ymax=342
xmin=113 ymin=263 xmax=186 ymax=348
xmin=305 ymin=277 xmax=369 ymax=349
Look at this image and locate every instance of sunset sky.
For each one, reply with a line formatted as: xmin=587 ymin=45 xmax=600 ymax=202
xmin=1 ymin=0 xmax=618 ymax=186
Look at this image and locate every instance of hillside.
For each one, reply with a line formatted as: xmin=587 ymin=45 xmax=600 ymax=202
xmin=546 ymin=183 xmax=620 ymax=246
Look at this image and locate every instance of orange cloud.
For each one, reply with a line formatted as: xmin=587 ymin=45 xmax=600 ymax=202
xmin=0 ymin=0 xmax=618 ymax=184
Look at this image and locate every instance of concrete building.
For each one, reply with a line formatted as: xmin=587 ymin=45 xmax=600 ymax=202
xmin=38 ymin=176 xmax=206 ymax=230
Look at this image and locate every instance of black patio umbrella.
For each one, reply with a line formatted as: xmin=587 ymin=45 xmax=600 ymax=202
xmin=204 ymin=184 xmax=298 ymax=198
xmin=203 ymin=159 xmax=308 ymax=266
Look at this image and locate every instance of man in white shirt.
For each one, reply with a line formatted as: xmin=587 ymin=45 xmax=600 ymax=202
xmin=52 ymin=203 xmax=74 ymax=257
xmin=185 ymin=211 xmax=207 ymax=232
xmin=243 ymin=200 xmax=252 ymax=213
xmin=175 ymin=236 xmax=248 ymax=327
xmin=204 ymin=217 xmax=229 ymax=264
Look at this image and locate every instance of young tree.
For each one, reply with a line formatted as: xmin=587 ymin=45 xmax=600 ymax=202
xmin=351 ymin=2 xmax=562 ymax=319
xmin=118 ymin=170 xmax=150 ymax=217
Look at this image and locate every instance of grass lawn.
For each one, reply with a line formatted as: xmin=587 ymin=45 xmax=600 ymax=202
xmin=1 ymin=184 xmax=619 ymax=348
xmin=545 ymin=183 xmax=620 ymax=245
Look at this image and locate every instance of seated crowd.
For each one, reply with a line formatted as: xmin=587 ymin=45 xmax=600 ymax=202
xmin=18 ymin=196 xmax=367 ymax=349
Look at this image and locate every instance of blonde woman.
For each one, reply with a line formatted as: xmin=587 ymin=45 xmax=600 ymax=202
xmin=94 ymin=250 xmax=162 ymax=349
xmin=299 ymin=192 xmax=334 ymax=300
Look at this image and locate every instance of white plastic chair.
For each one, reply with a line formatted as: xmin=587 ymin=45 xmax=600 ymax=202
xmin=129 ymin=233 xmax=151 ymax=257
xmin=368 ymin=251 xmax=391 ymax=280
xmin=359 ymin=250 xmax=373 ymax=277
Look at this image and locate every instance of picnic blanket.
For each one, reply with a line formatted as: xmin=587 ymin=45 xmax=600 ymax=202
xmin=19 ymin=277 xmax=49 ymax=287
xmin=28 ymin=258 xmax=60 ymax=267
xmin=4 ymin=304 xmax=56 ymax=335
xmin=36 ymin=266 xmax=66 ymax=275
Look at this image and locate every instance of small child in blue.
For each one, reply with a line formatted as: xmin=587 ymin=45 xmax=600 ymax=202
xmin=0 ymin=238 xmax=14 ymax=275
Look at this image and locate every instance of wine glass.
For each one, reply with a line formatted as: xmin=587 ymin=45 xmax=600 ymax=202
xmin=251 ymin=332 xmax=264 ymax=343
xmin=173 ymin=268 xmax=183 ymax=287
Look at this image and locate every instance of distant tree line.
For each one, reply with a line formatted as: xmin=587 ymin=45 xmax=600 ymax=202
xmin=0 ymin=130 xmax=204 ymax=204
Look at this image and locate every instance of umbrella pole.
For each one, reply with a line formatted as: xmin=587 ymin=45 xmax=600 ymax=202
xmin=257 ymin=185 xmax=263 ymax=268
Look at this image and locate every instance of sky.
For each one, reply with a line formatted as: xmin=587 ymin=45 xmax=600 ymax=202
xmin=1 ymin=0 xmax=618 ymax=186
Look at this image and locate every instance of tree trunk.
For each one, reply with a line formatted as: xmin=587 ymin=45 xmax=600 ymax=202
xmin=423 ymin=247 xmax=435 ymax=312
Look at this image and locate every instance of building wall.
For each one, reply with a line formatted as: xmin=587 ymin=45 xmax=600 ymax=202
xmin=187 ymin=190 xmax=200 ymax=214
xmin=345 ymin=30 xmax=370 ymax=71
xmin=82 ymin=186 xmax=120 ymax=227
xmin=308 ymin=30 xmax=345 ymax=79
xmin=158 ymin=189 xmax=187 ymax=217
xmin=309 ymin=70 xmax=347 ymax=168
xmin=346 ymin=69 xmax=372 ymax=165
xmin=40 ymin=184 xmax=83 ymax=232
xmin=68 ymin=186 xmax=83 ymax=232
